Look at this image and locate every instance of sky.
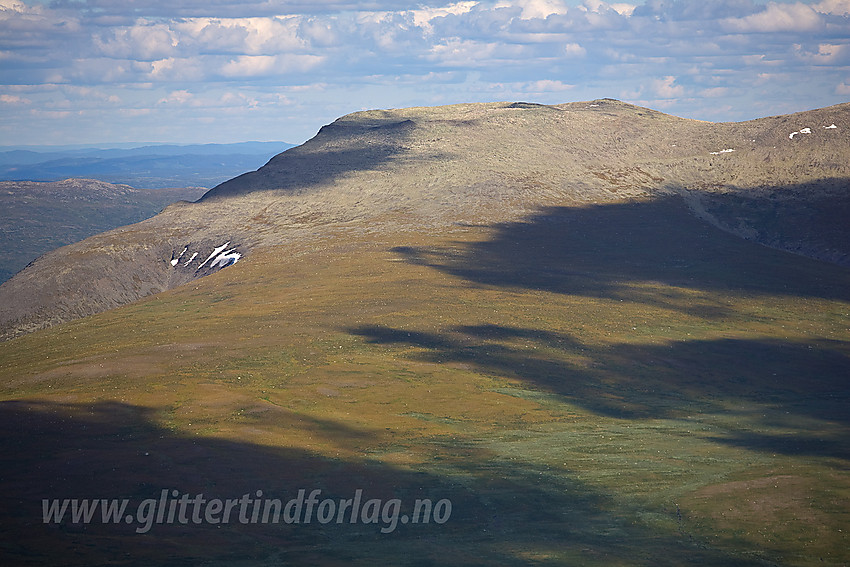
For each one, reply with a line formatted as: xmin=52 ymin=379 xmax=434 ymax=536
xmin=1 ymin=0 xmax=849 ymax=146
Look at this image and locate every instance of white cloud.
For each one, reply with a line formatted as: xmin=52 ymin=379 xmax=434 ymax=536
xmin=742 ymin=54 xmax=766 ymax=66
xmin=651 ymin=75 xmax=684 ymax=98
xmin=2 ymin=0 xmax=850 ymax=144
xmin=430 ymin=39 xmax=530 ymax=67
xmin=754 ymin=72 xmax=790 ymax=85
xmin=177 ymin=19 xmax=253 ymax=53
xmin=583 ymin=1 xmax=635 ymax=16
xmin=814 ymin=0 xmax=850 ymax=15
xmin=158 ymin=89 xmax=193 ymax=105
xmin=96 ymin=22 xmax=178 ymax=60
xmin=609 ymin=3 xmax=636 ymax=17
xmin=701 ymin=87 xmax=729 ymax=98
xmin=299 ymin=18 xmax=339 ymax=46
xmin=795 ymin=43 xmax=849 ymax=65
xmin=722 ymin=2 xmax=823 ymax=33
xmin=0 ymin=93 xmax=30 ymax=104
xmin=564 ymin=42 xmax=586 ymax=57
xmin=61 ymin=85 xmax=121 ymax=103
xmin=221 ymin=55 xmax=278 ymax=77
xmin=29 ymin=109 xmax=73 ymax=118
xmin=411 ymin=1 xmax=478 ymax=29
xmin=220 ymin=54 xmax=324 ymax=77
xmin=495 ymin=0 xmax=569 ymax=20
xmin=286 ymin=83 xmax=329 ymax=92
xmin=219 ymin=92 xmax=256 ymax=107
xmin=525 ymin=79 xmax=574 ymax=91
xmin=0 ymin=0 xmax=26 ymax=12
xmin=235 ymin=16 xmax=305 ymax=54
xmin=145 ymin=56 xmax=208 ymax=81
xmin=95 ymin=16 xmax=308 ymax=61
xmin=150 ymin=57 xmax=178 ymax=79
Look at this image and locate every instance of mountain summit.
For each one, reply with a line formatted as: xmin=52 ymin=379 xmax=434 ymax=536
xmin=0 ymin=99 xmax=848 ymax=340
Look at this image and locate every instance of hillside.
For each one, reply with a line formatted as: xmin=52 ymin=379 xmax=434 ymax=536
xmin=0 ymin=100 xmax=848 ymax=566
xmin=0 ymin=179 xmax=207 ymax=284
xmin=1 ymin=99 xmax=848 ymax=340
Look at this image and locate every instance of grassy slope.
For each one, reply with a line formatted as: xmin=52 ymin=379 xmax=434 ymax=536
xmin=0 ymin=196 xmax=847 ymax=565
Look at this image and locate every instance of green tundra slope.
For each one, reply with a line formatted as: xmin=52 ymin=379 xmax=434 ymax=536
xmin=0 ymin=100 xmax=847 ymax=566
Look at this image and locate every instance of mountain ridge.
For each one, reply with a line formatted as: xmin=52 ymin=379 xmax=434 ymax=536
xmin=0 ymin=98 xmax=848 ymax=341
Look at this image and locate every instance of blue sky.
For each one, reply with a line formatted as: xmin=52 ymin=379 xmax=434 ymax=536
xmin=1 ymin=0 xmax=849 ymax=145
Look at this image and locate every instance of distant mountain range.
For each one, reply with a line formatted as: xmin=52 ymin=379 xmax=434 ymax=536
xmin=0 ymin=141 xmax=295 ymax=189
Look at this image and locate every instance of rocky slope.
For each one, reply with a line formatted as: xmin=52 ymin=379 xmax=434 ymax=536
xmin=0 ymin=99 xmax=848 ymax=341
xmin=0 ymin=179 xmax=207 ymax=284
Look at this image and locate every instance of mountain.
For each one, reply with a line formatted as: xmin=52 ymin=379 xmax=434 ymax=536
xmin=0 ymin=179 xmax=207 ymax=284
xmin=0 ymin=141 xmax=295 ymax=189
xmin=2 ymin=99 xmax=847 ymax=340
xmin=0 ymin=100 xmax=848 ymax=566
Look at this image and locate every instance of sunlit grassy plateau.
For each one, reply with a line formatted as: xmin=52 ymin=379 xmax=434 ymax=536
xmin=0 ymin=101 xmax=848 ymax=565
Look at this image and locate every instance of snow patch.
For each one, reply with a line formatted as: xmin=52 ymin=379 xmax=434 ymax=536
xmin=824 ymin=123 xmax=837 ymax=129
xmin=167 ymin=242 xmax=241 ymax=272
xmin=197 ymin=242 xmax=230 ymax=270
xmin=789 ymin=127 xmax=811 ymax=139
xmin=209 ymin=250 xmax=242 ymax=269
xmin=710 ymin=148 xmax=735 ymax=155
xmin=170 ymin=246 xmax=188 ymax=267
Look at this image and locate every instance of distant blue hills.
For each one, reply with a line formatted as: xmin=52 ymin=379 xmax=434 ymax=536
xmin=0 ymin=141 xmax=295 ymax=189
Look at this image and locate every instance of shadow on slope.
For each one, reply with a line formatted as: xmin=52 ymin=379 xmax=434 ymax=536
xmin=201 ymin=118 xmax=422 ymax=201
xmin=684 ymin=178 xmax=850 ymax=267
xmin=366 ymin=193 xmax=850 ymax=459
xmin=392 ymin=195 xmax=850 ymax=310
xmin=350 ymin=325 xmax=850 ymax=460
xmin=0 ymin=400 xmax=766 ymax=566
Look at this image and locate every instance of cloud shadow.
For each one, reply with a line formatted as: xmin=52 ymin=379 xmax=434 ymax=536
xmin=392 ymin=195 xmax=850 ymax=312
xmin=0 ymin=399 xmax=769 ymax=565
